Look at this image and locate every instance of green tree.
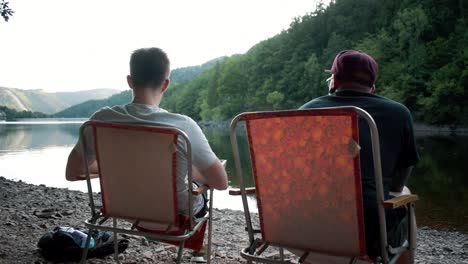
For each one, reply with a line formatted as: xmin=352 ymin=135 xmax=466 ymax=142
xmin=1 ymin=0 xmax=13 ymax=22
xmin=266 ymin=91 xmax=285 ymax=109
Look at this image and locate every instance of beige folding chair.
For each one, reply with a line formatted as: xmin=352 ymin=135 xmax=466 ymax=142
xmin=229 ymin=106 xmax=418 ymax=264
xmin=78 ymin=121 xmax=214 ymax=264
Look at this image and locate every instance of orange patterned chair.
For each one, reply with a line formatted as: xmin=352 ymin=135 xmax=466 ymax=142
xmin=229 ymin=107 xmax=417 ymax=264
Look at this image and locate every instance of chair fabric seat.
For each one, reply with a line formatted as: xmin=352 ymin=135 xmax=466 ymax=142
xmin=79 ymin=121 xmax=214 ymax=263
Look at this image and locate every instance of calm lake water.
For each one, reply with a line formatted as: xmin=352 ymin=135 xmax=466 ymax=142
xmin=0 ymin=121 xmax=467 ymax=232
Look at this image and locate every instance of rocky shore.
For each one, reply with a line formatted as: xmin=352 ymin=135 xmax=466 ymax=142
xmin=0 ymin=176 xmax=467 ymax=264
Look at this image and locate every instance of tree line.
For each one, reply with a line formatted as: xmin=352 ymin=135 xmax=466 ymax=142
xmin=0 ymin=106 xmax=47 ymax=120
xmin=52 ymin=58 xmax=224 ymax=118
xmin=160 ymin=0 xmax=467 ymax=127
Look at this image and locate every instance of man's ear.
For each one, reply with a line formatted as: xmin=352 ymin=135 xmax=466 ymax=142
xmin=370 ymin=84 xmax=376 ymax=94
xmin=161 ymin=79 xmax=170 ymax=93
xmin=329 ymin=75 xmax=339 ymax=94
xmin=127 ymin=75 xmax=135 ymax=90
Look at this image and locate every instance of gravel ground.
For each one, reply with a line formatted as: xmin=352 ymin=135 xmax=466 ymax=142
xmin=0 ymin=176 xmax=467 ymax=264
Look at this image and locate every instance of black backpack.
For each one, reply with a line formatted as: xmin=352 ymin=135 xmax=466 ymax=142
xmin=37 ymin=226 xmax=129 ymax=262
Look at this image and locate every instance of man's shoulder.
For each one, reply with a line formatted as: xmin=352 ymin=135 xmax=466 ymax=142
xmin=88 ymin=104 xmax=131 ymax=120
xmin=144 ymin=110 xmax=200 ymax=132
xmin=300 ymin=93 xmax=412 ymax=118
xmin=371 ymin=95 xmax=412 ymax=116
xmin=300 ymin=95 xmax=334 ymax=109
xmin=158 ymin=111 xmax=197 ymax=125
xmin=87 ymin=104 xmax=201 ymax=132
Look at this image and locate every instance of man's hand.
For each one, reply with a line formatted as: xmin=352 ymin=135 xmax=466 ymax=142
xmin=390 ymin=166 xmax=413 ymax=193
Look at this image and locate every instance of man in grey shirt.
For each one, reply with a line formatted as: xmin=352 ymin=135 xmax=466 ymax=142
xmin=66 ymin=47 xmax=228 ymax=217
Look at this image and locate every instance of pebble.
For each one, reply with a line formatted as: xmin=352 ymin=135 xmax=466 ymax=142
xmin=0 ymin=176 xmax=467 ymax=263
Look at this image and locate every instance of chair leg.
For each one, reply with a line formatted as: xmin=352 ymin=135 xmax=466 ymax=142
xmin=176 ymin=241 xmax=186 ymax=264
xmin=113 ymin=218 xmax=120 ymax=263
xmin=279 ymin=247 xmax=284 ymax=261
xmin=207 ymin=189 xmax=214 ymax=264
xmin=80 ymin=228 xmax=93 ymax=264
xmin=408 ymin=203 xmax=417 ymax=264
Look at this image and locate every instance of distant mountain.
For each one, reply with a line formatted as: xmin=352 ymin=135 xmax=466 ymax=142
xmin=54 ymin=89 xmax=121 ymax=107
xmin=53 ymin=59 xmax=224 ymax=118
xmin=0 ymin=87 xmax=119 ymax=114
xmin=53 ymin=90 xmax=132 ymax=118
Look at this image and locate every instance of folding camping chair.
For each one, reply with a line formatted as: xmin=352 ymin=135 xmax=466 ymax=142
xmin=79 ymin=121 xmax=214 ymax=264
xmin=229 ymin=106 xmax=418 ymax=264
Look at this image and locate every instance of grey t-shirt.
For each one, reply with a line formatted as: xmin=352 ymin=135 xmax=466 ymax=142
xmin=75 ymin=103 xmax=218 ymax=215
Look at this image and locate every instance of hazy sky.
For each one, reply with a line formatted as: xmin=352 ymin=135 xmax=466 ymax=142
xmin=0 ymin=0 xmax=326 ymax=92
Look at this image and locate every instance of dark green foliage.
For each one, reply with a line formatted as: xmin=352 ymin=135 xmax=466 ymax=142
xmin=159 ymin=0 xmax=467 ymax=127
xmin=52 ymin=62 xmax=222 ymax=118
xmin=0 ymin=0 xmax=13 ymax=22
xmin=169 ymin=57 xmax=227 ymax=84
xmin=0 ymin=106 xmax=47 ymax=120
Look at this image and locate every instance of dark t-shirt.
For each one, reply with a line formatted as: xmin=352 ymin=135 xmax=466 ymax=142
xmin=300 ymin=89 xmax=419 ymax=254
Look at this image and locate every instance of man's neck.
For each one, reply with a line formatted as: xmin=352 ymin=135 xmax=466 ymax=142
xmin=132 ymin=88 xmax=162 ymax=106
xmin=335 ymin=84 xmax=372 ymax=93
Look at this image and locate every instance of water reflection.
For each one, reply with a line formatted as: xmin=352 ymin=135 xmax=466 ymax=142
xmin=202 ymin=127 xmax=255 ymax=187
xmin=0 ymin=122 xmax=253 ymax=211
xmin=0 ymin=122 xmax=81 ymax=152
xmin=409 ymin=135 xmax=468 ymax=232
xmin=0 ymin=122 xmax=467 ymax=231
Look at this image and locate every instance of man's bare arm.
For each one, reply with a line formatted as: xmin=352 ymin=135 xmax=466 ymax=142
xmin=192 ymin=159 xmax=228 ymax=190
xmin=65 ymin=148 xmax=99 ymax=181
xmin=390 ymin=166 xmax=413 ymax=192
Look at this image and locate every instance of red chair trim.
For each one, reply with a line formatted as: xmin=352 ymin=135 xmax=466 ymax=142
xmin=240 ymin=108 xmax=358 ymax=121
xmin=172 ymin=134 xmax=179 ymax=227
xmin=350 ymin=113 xmax=367 ymax=255
xmin=93 ymin=125 xmax=108 ymax=216
xmin=245 ymin=119 xmax=267 ymax=240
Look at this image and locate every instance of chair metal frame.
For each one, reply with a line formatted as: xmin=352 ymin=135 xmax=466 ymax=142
xmin=78 ymin=121 xmax=214 ymax=264
xmin=229 ymin=106 xmax=417 ymax=264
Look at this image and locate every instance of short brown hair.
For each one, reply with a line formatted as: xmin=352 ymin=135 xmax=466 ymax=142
xmin=129 ymin=47 xmax=170 ymax=89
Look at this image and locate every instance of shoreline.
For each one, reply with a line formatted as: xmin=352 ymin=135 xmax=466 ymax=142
xmin=0 ymin=176 xmax=467 ymax=263
xmin=3 ymin=118 xmax=468 ymax=136
xmin=200 ymin=121 xmax=468 ymax=136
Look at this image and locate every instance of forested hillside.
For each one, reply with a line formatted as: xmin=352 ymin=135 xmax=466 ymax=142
xmin=53 ymin=59 xmax=225 ymax=117
xmin=159 ymin=0 xmax=467 ymax=127
xmin=169 ymin=57 xmax=227 ymax=84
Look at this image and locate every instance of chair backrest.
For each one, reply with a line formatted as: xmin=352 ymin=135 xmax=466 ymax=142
xmin=81 ymin=121 xmax=190 ymax=227
xmin=230 ymin=107 xmax=374 ymax=258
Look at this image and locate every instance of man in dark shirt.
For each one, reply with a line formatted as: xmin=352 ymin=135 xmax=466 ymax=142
xmin=300 ymin=50 xmax=419 ymax=257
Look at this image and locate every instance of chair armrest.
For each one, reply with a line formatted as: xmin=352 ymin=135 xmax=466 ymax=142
xmin=383 ymin=194 xmax=418 ymax=209
xmin=192 ymin=184 xmax=210 ymax=195
xmin=229 ymin=187 xmax=256 ymax=195
xmin=79 ymin=173 xmax=100 ymax=179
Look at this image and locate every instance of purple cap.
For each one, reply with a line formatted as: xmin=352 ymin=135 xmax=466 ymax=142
xmin=328 ymin=50 xmax=378 ymax=86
